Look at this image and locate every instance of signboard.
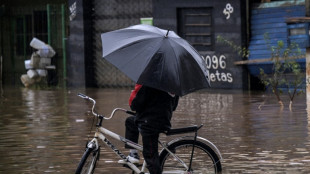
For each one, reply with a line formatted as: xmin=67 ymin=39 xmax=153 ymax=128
xmin=140 ymin=17 xmax=153 ymax=25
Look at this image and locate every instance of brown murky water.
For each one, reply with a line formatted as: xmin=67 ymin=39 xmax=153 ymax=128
xmin=0 ymin=87 xmax=310 ymax=174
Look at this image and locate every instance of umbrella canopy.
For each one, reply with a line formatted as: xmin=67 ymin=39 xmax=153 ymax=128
xmin=101 ymin=24 xmax=210 ymax=96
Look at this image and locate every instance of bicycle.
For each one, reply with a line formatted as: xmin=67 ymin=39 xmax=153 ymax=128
xmin=75 ymin=93 xmax=222 ymax=174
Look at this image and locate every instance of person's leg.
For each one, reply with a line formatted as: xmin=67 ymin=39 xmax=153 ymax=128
xmin=125 ymin=116 xmax=139 ymax=148
xmin=119 ymin=116 xmax=140 ymax=164
xmin=141 ymin=132 xmax=162 ymax=174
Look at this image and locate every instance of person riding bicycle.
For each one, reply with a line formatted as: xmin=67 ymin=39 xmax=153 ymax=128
xmin=119 ymin=84 xmax=179 ymax=174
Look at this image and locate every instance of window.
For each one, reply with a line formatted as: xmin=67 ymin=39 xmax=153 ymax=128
xmin=177 ymin=7 xmax=214 ymax=52
xmin=16 ymin=15 xmax=32 ymax=56
xmin=33 ymin=11 xmax=48 ymax=43
xmin=15 ymin=10 xmax=47 ymax=56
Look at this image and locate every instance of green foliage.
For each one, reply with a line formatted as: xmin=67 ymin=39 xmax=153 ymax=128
xmin=216 ymin=35 xmax=250 ymax=58
xmin=259 ymin=33 xmax=304 ymax=104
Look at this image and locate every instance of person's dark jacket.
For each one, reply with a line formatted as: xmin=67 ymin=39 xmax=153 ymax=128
xmin=129 ymin=84 xmax=179 ymax=133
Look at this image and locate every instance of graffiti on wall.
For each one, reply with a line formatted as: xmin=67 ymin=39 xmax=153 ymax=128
xmin=223 ymin=3 xmax=234 ymax=19
xmin=202 ymin=55 xmax=233 ymax=83
xmin=69 ymin=2 xmax=77 ymax=21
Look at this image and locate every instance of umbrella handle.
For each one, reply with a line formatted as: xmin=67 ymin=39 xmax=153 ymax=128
xmin=165 ymin=29 xmax=170 ymax=37
xmin=126 ymin=110 xmax=136 ymax=116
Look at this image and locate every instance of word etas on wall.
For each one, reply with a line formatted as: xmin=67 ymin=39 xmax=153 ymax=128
xmin=202 ymin=55 xmax=233 ymax=83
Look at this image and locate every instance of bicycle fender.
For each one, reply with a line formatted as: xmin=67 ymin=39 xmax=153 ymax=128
xmin=163 ymin=136 xmax=223 ymax=161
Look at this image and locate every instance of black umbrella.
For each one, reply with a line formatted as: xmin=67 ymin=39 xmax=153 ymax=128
xmin=101 ymin=24 xmax=210 ymax=96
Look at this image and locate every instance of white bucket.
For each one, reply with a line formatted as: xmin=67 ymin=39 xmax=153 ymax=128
xmin=24 ymin=60 xmax=33 ymax=70
xmin=39 ymin=58 xmax=51 ymax=68
xmin=37 ymin=45 xmax=56 ymax=58
xmin=30 ymin=53 xmax=40 ymax=68
xmin=27 ymin=69 xmax=38 ymax=79
xmin=30 ymin=37 xmax=46 ymax=50
xmin=37 ymin=69 xmax=48 ymax=77
xmin=30 ymin=37 xmax=56 ymax=58
xmin=21 ymin=74 xmax=35 ymax=87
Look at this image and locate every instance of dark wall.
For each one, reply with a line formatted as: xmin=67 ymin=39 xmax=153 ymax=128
xmin=153 ymin=0 xmax=248 ymax=89
xmin=67 ymin=0 xmax=94 ymax=87
xmin=92 ymin=0 xmax=152 ymax=88
xmin=83 ymin=0 xmax=95 ymax=87
xmin=67 ymin=0 xmax=153 ymax=88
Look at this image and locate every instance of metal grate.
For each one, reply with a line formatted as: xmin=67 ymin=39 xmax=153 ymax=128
xmin=177 ymin=7 xmax=214 ymax=52
xmin=92 ymin=0 xmax=152 ymax=88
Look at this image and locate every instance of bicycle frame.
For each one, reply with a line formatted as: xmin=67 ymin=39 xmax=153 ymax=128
xmin=85 ymin=110 xmax=223 ymax=174
xmin=88 ymin=121 xmax=147 ymax=174
xmin=78 ymin=93 xmax=222 ymax=174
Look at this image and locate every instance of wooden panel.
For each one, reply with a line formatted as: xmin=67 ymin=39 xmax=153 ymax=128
xmin=248 ymin=5 xmax=306 ymax=76
xmin=177 ymin=7 xmax=213 ymax=52
xmin=243 ymin=4 xmax=307 ymax=78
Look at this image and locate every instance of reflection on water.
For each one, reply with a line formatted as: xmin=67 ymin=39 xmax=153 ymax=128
xmin=0 ymin=87 xmax=310 ymax=173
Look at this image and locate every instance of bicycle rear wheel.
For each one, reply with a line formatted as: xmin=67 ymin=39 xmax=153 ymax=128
xmin=159 ymin=139 xmax=222 ymax=174
xmin=75 ymin=146 xmax=100 ymax=174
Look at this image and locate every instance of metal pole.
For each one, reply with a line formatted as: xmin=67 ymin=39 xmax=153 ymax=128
xmin=0 ymin=56 xmax=2 ymax=97
xmin=23 ymin=16 xmax=27 ymax=59
xmin=306 ymin=0 xmax=310 ymax=105
xmin=305 ymin=0 xmax=310 ymax=129
xmin=0 ymin=11 xmax=3 ymax=88
xmin=47 ymin=4 xmax=51 ymax=45
xmin=0 ymin=56 xmax=2 ymax=85
xmin=306 ymin=0 xmax=310 ymax=17
xmin=61 ymin=4 xmax=67 ymax=88
xmin=307 ymin=49 xmax=310 ymax=100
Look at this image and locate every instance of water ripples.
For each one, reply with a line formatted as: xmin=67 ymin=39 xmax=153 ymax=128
xmin=0 ymin=88 xmax=310 ymax=173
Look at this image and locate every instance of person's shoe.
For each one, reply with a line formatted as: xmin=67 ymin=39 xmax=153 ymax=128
xmin=118 ymin=152 xmax=140 ymax=164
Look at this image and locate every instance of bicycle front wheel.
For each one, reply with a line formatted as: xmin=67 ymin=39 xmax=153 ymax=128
xmin=75 ymin=147 xmax=100 ymax=174
xmin=159 ymin=139 xmax=222 ymax=174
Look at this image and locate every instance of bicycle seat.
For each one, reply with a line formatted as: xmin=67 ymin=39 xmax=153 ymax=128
xmin=164 ymin=124 xmax=203 ymax=136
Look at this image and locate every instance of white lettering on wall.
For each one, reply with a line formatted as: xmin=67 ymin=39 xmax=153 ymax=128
xmin=223 ymin=3 xmax=234 ymax=20
xmin=202 ymin=55 xmax=233 ymax=83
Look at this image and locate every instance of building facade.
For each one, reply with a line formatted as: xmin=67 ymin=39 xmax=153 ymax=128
xmin=153 ymin=0 xmax=248 ymax=89
xmin=1 ymin=0 xmax=308 ymax=90
xmin=67 ymin=0 xmax=249 ymax=89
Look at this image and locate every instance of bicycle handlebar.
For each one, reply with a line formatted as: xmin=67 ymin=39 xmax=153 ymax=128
xmin=77 ymin=93 xmax=88 ymax=99
xmin=78 ymin=93 xmax=136 ymax=119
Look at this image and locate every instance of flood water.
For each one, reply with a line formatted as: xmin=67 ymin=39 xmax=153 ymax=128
xmin=0 ymin=87 xmax=310 ymax=174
